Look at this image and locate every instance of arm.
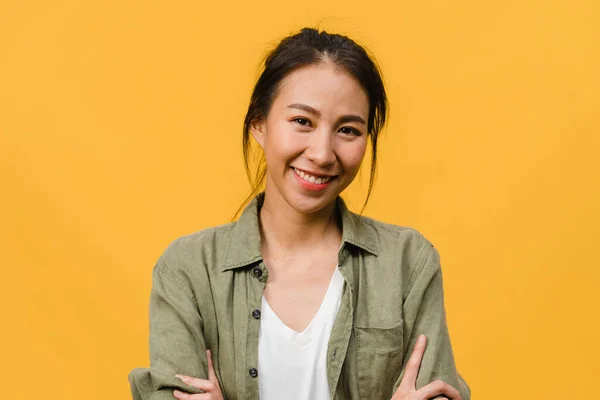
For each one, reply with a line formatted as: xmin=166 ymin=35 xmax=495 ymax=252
xmin=129 ymin=256 xmax=208 ymax=400
xmin=392 ymin=245 xmax=471 ymax=400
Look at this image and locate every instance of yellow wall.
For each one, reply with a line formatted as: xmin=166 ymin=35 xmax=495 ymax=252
xmin=1 ymin=0 xmax=598 ymax=398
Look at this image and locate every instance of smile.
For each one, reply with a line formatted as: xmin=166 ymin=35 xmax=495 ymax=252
xmin=292 ymin=167 xmax=337 ymax=184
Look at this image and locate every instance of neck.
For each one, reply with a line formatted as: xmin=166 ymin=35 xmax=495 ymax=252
xmin=258 ymin=187 xmax=341 ymax=256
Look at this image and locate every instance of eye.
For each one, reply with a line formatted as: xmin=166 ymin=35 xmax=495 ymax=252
xmin=339 ymin=126 xmax=361 ymax=136
xmin=292 ymin=117 xmax=311 ymax=127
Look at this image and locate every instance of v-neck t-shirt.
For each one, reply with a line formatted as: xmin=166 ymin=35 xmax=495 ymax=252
xmin=257 ymin=266 xmax=345 ymax=400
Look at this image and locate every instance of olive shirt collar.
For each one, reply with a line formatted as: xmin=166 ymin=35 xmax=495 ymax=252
xmin=222 ymin=192 xmax=379 ymax=271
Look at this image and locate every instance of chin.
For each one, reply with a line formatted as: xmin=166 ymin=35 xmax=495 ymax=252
xmin=265 ymin=171 xmax=345 ymax=215
xmin=284 ymin=189 xmax=339 ymax=215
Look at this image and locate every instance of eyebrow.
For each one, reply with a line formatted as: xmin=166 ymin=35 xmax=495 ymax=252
xmin=286 ymin=103 xmax=367 ymax=125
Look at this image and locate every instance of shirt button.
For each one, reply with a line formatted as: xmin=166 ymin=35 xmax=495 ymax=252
xmin=252 ymin=309 xmax=261 ymax=319
xmin=252 ymin=267 xmax=262 ymax=278
xmin=249 ymin=368 xmax=258 ymax=378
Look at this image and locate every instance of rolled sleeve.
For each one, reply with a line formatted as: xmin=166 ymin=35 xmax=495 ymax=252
xmin=393 ymin=245 xmax=471 ymax=399
xmin=128 ymin=257 xmax=207 ymax=399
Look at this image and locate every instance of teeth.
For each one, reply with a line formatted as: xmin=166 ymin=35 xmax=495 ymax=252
xmin=293 ymin=167 xmax=334 ymax=184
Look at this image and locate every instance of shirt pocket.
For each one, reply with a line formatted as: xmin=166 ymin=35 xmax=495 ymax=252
xmin=354 ymin=319 xmax=404 ymax=400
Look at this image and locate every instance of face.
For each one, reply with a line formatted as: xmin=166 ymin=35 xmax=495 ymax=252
xmin=251 ymin=62 xmax=370 ymax=215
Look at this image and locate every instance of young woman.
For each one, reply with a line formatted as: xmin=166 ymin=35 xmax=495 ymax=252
xmin=129 ymin=28 xmax=470 ymax=400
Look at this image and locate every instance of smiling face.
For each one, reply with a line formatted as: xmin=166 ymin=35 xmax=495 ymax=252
xmin=251 ymin=61 xmax=370 ymax=216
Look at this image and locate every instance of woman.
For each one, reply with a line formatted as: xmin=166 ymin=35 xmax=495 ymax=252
xmin=129 ymin=27 xmax=470 ymax=400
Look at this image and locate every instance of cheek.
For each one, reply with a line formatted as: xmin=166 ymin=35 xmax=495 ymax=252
xmin=266 ymin=121 xmax=302 ymax=152
xmin=341 ymin=141 xmax=368 ymax=170
xmin=263 ymin=121 xmax=300 ymax=162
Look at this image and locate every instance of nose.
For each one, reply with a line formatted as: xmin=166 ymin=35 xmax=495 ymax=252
xmin=304 ymin=127 xmax=336 ymax=167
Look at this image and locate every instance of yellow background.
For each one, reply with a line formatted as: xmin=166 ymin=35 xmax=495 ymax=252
xmin=1 ymin=0 xmax=599 ymax=398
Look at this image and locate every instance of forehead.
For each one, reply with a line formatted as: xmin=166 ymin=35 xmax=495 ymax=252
xmin=272 ymin=62 xmax=369 ymax=116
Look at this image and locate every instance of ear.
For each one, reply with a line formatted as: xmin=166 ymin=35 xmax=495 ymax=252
xmin=250 ymin=119 xmax=266 ymax=150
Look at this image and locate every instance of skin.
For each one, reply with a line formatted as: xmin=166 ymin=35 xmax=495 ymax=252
xmin=173 ymin=62 xmax=462 ymax=400
xmin=251 ymin=61 xmax=369 ymax=332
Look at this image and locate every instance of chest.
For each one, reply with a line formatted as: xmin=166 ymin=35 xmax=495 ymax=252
xmin=203 ymin=248 xmax=407 ymax=400
xmin=262 ymin=254 xmax=339 ymax=332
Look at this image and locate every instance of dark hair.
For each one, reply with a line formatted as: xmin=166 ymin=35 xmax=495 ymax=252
xmin=233 ymin=27 xmax=388 ymax=220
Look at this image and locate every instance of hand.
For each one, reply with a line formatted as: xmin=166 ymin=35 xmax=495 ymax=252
xmin=173 ymin=349 xmax=224 ymax=400
xmin=391 ymin=335 xmax=462 ymax=400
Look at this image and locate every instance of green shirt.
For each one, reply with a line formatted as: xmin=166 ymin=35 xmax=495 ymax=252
xmin=128 ymin=192 xmax=471 ymax=400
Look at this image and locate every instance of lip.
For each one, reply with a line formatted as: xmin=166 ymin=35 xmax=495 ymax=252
xmin=290 ymin=167 xmax=337 ymax=191
xmin=292 ymin=167 xmax=337 ymax=178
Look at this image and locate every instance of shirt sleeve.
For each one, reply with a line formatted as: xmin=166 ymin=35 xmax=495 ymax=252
xmin=392 ymin=244 xmax=471 ymax=400
xmin=128 ymin=256 xmax=208 ymax=400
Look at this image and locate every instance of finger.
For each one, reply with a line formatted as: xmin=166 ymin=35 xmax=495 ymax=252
xmin=173 ymin=390 xmax=213 ymax=399
xmin=416 ymin=380 xmax=462 ymax=400
xmin=175 ymin=374 xmax=218 ymax=393
xmin=206 ymin=349 xmax=221 ymax=389
xmin=399 ymin=334 xmax=427 ymax=390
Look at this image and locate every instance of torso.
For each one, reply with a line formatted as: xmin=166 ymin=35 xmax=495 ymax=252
xmin=129 ymin=194 xmax=461 ymax=400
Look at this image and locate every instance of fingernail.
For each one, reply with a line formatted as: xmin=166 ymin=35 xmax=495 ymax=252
xmin=418 ymin=335 xmax=426 ymax=346
xmin=175 ymin=375 xmax=189 ymax=384
xmin=173 ymin=389 xmax=183 ymax=397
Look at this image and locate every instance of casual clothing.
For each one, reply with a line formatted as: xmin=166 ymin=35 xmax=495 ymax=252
xmin=128 ymin=192 xmax=471 ymax=400
xmin=258 ymin=266 xmax=344 ymax=400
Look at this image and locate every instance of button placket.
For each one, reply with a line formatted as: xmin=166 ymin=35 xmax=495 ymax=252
xmin=246 ymin=261 xmax=267 ymax=395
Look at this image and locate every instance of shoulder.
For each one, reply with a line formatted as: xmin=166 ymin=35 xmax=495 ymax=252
xmin=161 ymin=223 xmax=234 ymax=261
xmin=355 ymin=214 xmax=439 ymax=289
xmin=154 ymin=222 xmax=237 ymax=280
xmin=357 ymin=214 xmax=434 ymax=260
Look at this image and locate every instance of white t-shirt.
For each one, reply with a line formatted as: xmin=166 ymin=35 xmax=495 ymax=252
xmin=257 ymin=266 xmax=345 ymax=400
